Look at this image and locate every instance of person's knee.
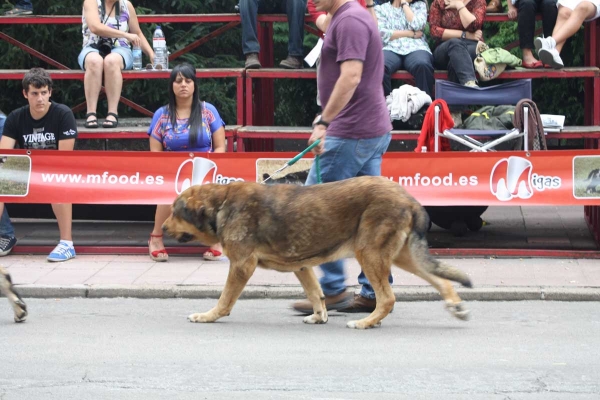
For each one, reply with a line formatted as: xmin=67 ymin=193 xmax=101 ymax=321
xmin=518 ymin=0 xmax=536 ymax=11
xmin=541 ymin=0 xmax=557 ymax=8
xmin=103 ymin=54 xmax=124 ymax=72
xmin=446 ymin=38 xmax=464 ymax=49
xmin=84 ymin=54 xmax=103 ymax=72
xmin=412 ymin=57 xmax=434 ymax=73
xmin=446 ymin=38 xmax=467 ymax=57
xmin=574 ymin=2 xmax=596 ymax=18
xmin=558 ymin=5 xmax=572 ymax=19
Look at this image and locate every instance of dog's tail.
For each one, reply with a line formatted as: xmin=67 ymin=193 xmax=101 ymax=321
xmin=408 ymin=211 xmax=473 ymax=288
xmin=428 ymin=259 xmax=473 ymax=288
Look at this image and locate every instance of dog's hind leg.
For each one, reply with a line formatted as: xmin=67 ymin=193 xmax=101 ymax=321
xmin=0 ymin=266 xmax=28 ymax=323
xmin=346 ymin=230 xmax=400 ymax=330
xmin=188 ymin=257 xmax=258 ymax=323
xmin=294 ymin=267 xmax=328 ymax=324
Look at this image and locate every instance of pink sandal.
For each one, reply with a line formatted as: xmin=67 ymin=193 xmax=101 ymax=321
xmin=148 ymin=234 xmax=168 ymax=262
xmin=203 ymin=249 xmax=223 ymax=261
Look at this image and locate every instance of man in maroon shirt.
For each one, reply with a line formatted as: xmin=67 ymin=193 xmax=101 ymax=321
xmin=292 ymin=0 xmax=393 ymax=315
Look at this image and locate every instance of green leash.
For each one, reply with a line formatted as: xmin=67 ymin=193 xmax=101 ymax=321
xmin=261 ymin=139 xmax=323 ymax=184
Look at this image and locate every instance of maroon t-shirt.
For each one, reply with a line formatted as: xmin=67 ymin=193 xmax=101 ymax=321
xmin=318 ymin=1 xmax=392 ymax=139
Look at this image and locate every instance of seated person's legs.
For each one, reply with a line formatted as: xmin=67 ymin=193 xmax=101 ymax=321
xmin=78 ymin=48 xmax=104 ymax=128
xmin=102 ymin=49 xmax=132 ymax=128
xmin=0 ymin=204 xmax=17 ymax=256
xmin=47 ymin=136 xmax=76 ymax=262
xmin=280 ymin=0 xmax=308 ymax=69
xmin=517 ymin=0 xmax=543 ymax=66
xmin=149 ymin=204 xmax=170 ymax=261
xmin=47 ymin=203 xmax=76 ymax=262
xmin=536 ymin=1 xmax=598 ymax=68
xmin=383 ymin=50 xmax=403 ymax=97
xmin=240 ymin=0 xmax=262 ymax=68
xmin=434 ymin=39 xmax=478 ymax=86
xmin=403 ymin=50 xmax=435 ymax=97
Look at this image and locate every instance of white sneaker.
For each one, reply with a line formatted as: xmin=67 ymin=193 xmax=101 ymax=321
xmin=534 ymin=36 xmax=555 ymax=56
xmin=538 ymin=47 xmax=564 ymax=69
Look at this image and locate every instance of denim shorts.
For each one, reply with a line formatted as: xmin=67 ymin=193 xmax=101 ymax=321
xmin=77 ymin=45 xmax=133 ymax=70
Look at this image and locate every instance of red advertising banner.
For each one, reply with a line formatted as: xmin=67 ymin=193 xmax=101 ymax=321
xmin=1 ymin=149 xmax=600 ymax=206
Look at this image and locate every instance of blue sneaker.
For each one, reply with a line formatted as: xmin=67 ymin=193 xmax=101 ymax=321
xmin=47 ymin=241 xmax=76 ymax=262
xmin=0 ymin=235 xmax=17 ymax=256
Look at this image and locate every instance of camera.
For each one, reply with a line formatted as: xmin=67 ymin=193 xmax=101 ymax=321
xmin=92 ymin=38 xmax=113 ymax=58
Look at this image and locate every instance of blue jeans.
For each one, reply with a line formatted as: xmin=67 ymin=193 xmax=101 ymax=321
xmin=0 ymin=208 xmax=14 ymax=237
xmin=0 ymin=119 xmax=15 ymax=238
xmin=305 ymin=132 xmax=393 ymax=299
xmin=240 ymin=0 xmax=307 ymax=57
xmin=16 ymin=0 xmax=32 ymax=9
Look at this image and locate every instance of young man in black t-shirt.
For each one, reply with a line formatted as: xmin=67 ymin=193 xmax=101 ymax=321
xmin=0 ymin=68 xmax=78 ymax=262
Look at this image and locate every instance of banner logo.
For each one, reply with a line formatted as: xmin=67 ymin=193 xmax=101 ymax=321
xmin=490 ymin=156 xmax=561 ymax=201
xmin=175 ymin=157 xmax=217 ymax=194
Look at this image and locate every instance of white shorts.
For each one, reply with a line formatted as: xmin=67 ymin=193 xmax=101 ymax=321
xmin=557 ymin=0 xmax=600 ymax=21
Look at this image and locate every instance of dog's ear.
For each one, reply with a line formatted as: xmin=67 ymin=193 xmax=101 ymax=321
xmin=173 ymin=197 xmax=205 ymax=230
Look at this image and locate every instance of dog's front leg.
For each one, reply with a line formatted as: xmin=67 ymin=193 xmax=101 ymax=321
xmin=294 ymin=267 xmax=328 ymax=324
xmin=0 ymin=266 xmax=28 ymax=323
xmin=188 ymin=258 xmax=257 ymax=323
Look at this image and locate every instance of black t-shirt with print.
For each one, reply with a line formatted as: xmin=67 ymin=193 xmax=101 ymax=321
xmin=2 ymin=102 xmax=77 ymax=149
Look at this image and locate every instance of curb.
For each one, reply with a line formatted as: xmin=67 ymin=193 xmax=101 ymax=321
xmin=14 ymin=285 xmax=600 ymax=301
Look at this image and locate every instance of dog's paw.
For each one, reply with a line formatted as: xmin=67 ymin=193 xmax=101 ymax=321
xmin=303 ymin=312 xmax=328 ymax=324
xmin=13 ymin=300 xmax=27 ymax=323
xmin=446 ymin=302 xmax=471 ymax=321
xmin=188 ymin=312 xmax=217 ymax=323
xmin=346 ymin=319 xmax=382 ymax=329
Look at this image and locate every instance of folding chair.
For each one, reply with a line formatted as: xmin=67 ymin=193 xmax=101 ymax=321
xmin=434 ymin=79 xmax=532 ymax=152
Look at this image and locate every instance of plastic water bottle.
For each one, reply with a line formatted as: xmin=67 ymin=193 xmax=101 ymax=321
xmin=132 ymin=45 xmax=142 ymax=70
xmin=153 ymin=25 xmax=167 ymax=69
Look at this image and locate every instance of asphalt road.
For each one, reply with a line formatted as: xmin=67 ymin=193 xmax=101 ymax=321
xmin=0 ymin=299 xmax=599 ymax=399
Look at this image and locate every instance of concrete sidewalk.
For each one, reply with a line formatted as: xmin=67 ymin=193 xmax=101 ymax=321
xmin=2 ymin=254 xmax=599 ymax=301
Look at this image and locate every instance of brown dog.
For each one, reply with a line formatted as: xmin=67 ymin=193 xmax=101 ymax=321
xmin=162 ymin=175 xmax=472 ymax=329
xmin=0 ymin=266 xmax=28 ymax=323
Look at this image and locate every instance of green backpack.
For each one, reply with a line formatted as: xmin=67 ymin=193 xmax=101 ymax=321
xmin=460 ymin=105 xmax=515 ymax=131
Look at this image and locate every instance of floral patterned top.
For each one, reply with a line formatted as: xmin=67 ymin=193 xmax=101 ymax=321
xmin=148 ymin=102 xmax=225 ymax=152
xmin=375 ymin=1 xmax=431 ymax=55
xmin=81 ymin=0 xmax=131 ymax=49
xmin=428 ymin=0 xmax=486 ymax=44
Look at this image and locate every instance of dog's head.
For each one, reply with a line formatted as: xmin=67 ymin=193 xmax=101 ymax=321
xmin=162 ymin=184 xmax=228 ymax=246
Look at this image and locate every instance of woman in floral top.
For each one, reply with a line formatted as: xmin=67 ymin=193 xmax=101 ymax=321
xmin=428 ymin=0 xmax=486 ymax=87
xmin=376 ymin=0 xmax=434 ymax=96
xmin=148 ymin=63 xmax=226 ymax=262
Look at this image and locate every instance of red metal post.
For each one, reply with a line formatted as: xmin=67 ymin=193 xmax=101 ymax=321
xmin=245 ymin=74 xmax=254 ymax=127
xmin=250 ymin=21 xmax=275 ymax=151
xmin=237 ymin=75 xmax=245 ymax=126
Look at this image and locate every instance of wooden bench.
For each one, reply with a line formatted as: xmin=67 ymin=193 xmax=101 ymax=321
xmin=236 ymin=126 xmax=418 ymax=152
xmin=236 ymin=125 xmax=600 ymax=152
